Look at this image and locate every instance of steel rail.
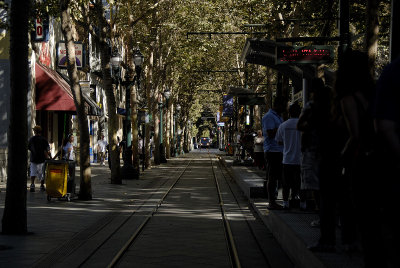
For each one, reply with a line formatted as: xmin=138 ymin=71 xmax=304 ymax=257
xmin=209 ymin=153 xmax=242 ymax=268
xmin=77 ymin=164 xmax=184 ymax=268
xmin=217 ymin=156 xmax=273 ymax=268
xmin=106 ymin=159 xmax=192 ymax=268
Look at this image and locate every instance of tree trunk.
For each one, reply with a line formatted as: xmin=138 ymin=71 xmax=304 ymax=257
xmin=2 ymin=0 xmax=31 ymax=234
xmin=366 ymin=0 xmax=380 ymax=76
xmin=96 ymin=3 xmax=121 ymax=184
xmin=60 ymin=0 xmax=92 ymax=200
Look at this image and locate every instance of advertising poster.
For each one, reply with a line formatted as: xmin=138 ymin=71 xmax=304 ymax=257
xmin=57 ymin=42 xmax=84 ymax=69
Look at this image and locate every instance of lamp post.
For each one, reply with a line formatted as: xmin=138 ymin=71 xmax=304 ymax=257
xmin=109 ymin=50 xmax=124 ymax=183
xmin=117 ymin=48 xmax=144 ymax=180
xmin=187 ymin=120 xmax=191 ymax=151
xmin=159 ymin=88 xmax=171 ymax=163
xmin=174 ymin=104 xmax=181 ymax=156
xmin=138 ymin=108 xmax=147 ymax=172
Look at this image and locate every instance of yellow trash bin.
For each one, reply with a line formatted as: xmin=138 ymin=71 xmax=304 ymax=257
xmin=45 ymin=160 xmax=69 ymax=201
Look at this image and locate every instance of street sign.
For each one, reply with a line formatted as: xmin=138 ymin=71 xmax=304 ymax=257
xmin=276 ymin=45 xmax=334 ymax=64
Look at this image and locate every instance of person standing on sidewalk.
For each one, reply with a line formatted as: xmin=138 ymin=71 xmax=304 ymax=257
xmin=373 ymin=56 xmax=400 ymax=268
xmin=262 ymin=96 xmax=286 ymax=210
xmin=253 ymin=130 xmax=265 ymax=170
xmin=97 ymin=135 xmax=108 ymax=166
xmin=28 ymin=125 xmax=50 ymax=192
xmin=275 ymin=102 xmax=305 ymax=210
xmin=62 ymin=134 xmax=76 ymax=183
xmin=297 ymin=78 xmax=328 ymax=220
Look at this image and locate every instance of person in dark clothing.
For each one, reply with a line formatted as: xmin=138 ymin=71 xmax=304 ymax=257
xmin=28 ymin=125 xmax=50 ymax=192
xmin=262 ymin=96 xmax=286 ymax=210
xmin=373 ymin=56 xmax=400 ymax=268
xmin=119 ymin=136 xmax=127 ymax=161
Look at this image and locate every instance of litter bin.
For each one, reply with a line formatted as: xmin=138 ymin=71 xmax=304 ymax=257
xmin=45 ymin=159 xmax=76 ymax=202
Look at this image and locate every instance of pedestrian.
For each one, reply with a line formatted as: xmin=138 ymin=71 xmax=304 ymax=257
xmin=338 ymin=50 xmax=385 ymax=264
xmin=138 ymin=135 xmax=143 ymax=161
xmin=297 ymin=78 xmax=328 ymax=218
xmin=235 ymin=130 xmax=241 ymax=158
xmin=150 ymin=135 xmax=154 ymax=158
xmin=97 ymin=134 xmax=107 ymax=166
xmin=62 ymin=133 xmax=76 ymax=182
xmin=242 ymin=126 xmax=255 ymax=161
xmin=275 ymin=102 xmax=305 ymax=210
xmin=373 ymin=55 xmax=400 ymax=268
xmin=308 ymin=50 xmax=359 ymax=254
xmin=28 ymin=125 xmax=51 ymax=192
xmin=253 ymin=130 xmax=265 ymax=170
xmin=119 ymin=135 xmax=127 ymax=161
xmin=262 ymin=96 xmax=286 ymax=210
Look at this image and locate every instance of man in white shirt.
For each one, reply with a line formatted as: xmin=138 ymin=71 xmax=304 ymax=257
xmin=275 ymin=102 xmax=305 ymax=210
xmin=97 ymin=135 xmax=108 ymax=166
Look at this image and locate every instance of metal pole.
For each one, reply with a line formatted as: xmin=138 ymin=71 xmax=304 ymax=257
xmin=142 ymin=122 xmax=145 ymax=171
xmin=173 ymin=114 xmax=176 ymax=156
xmin=121 ymin=76 xmax=139 ymax=180
xmin=125 ymin=82 xmax=132 ymax=165
xmin=159 ymin=103 xmax=167 ymax=163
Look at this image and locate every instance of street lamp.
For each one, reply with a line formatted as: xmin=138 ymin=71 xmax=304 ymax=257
xmin=159 ymin=87 xmax=170 ymax=163
xmin=174 ymin=104 xmax=181 ymax=156
xmin=110 ymin=49 xmax=123 ymax=70
xmin=108 ymin=49 xmax=125 ymax=183
xmin=120 ymin=47 xmax=144 ymax=180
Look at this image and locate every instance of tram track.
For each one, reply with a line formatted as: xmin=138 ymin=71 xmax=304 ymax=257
xmin=210 ymin=154 xmax=241 ymax=268
xmin=109 ymin=153 xmax=241 ymax=268
xmin=32 ymin=160 xmax=190 ymax=268
xmin=36 ymin=152 xmax=292 ymax=268
xmin=106 ymin=159 xmax=192 ymax=268
xmin=213 ymin=155 xmax=274 ymax=268
xmin=97 ymin=153 xmax=288 ymax=268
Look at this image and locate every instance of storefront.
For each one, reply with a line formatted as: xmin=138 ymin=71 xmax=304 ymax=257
xmin=35 ymin=62 xmax=102 ymax=160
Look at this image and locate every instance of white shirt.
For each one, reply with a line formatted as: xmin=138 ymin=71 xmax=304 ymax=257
xmin=98 ymin=139 xmax=108 ymax=153
xmin=275 ymin=118 xmax=301 ymax=165
xmin=254 ymin=136 xmax=265 ymax=153
xmin=63 ymin=142 xmax=74 ymax=160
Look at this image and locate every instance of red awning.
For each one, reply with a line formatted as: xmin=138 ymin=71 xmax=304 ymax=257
xmin=35 ymin=62 xmax=76 ymax=111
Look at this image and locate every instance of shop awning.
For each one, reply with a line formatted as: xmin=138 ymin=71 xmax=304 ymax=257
xmin=35 ymin=63 xmax=103 ymax=116
xmin=228 ymin=87 xmax=266 ymax=106
xmin=35 ymin=62 xmax=75 ymax=111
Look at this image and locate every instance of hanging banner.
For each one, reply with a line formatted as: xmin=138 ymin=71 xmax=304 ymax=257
xmin=222 ymin=94 xmax=233 ymax=117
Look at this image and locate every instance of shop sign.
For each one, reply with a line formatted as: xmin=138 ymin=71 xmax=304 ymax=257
xmin=57 ymin=41 xmax=85 ymax=69
xmin=32 ymin=16 xmax=49 ymax=42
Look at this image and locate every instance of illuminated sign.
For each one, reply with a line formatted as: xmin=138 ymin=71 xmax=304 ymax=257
xmin=276 ymin=45 xmax=334 ymax=64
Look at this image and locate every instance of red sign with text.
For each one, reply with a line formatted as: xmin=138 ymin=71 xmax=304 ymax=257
xmin=276 ymin=46 xmax=334 ymax=64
